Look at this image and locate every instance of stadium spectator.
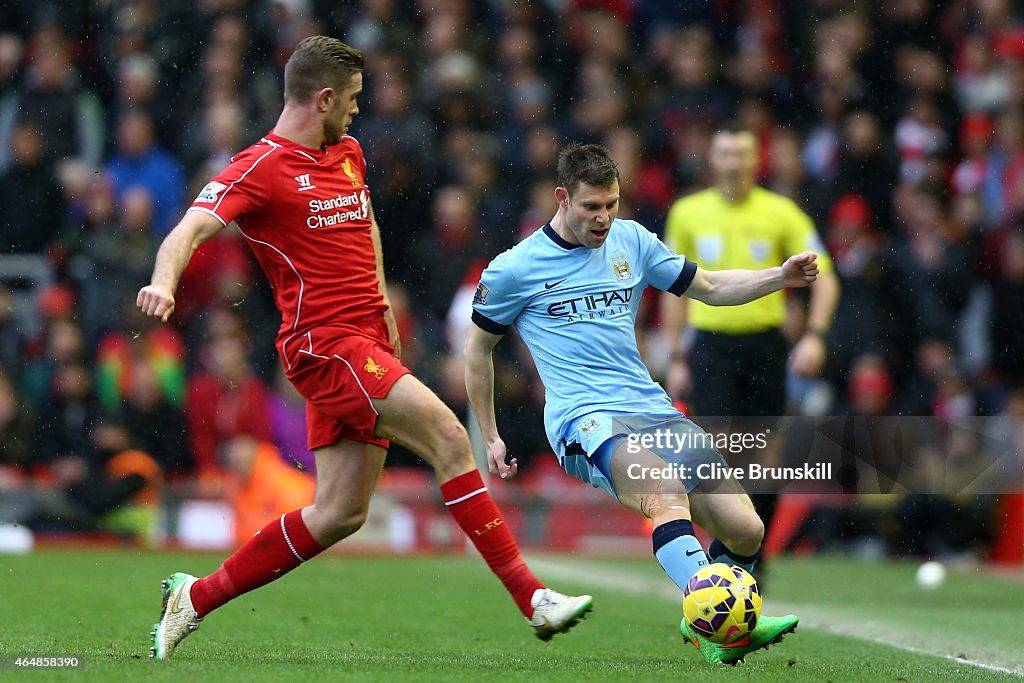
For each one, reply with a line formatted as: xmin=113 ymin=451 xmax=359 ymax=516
xmin=645 ymin=25 xmax=732 ymax=157
xmin=222 ymin=436 xmax=315 ymax=546
xmin=0 ymin=122 xmax=65 ymax=254
xmin=105 ymin=110 xmax=186 ymax=237
xmin=119 ymin=359 xmax=189 ymax=476
xmin=0 ymin=370 xmax=34 ymax=471
xmin=0 ymin=287 xmax=24 ymax=373
xmin=94 ymin=314 xmax=186 ymax=413
xmin=74 ymin=185 xmax=158 ymax=340
xmin=0 ymin=24 xmax=104 ymax=175
xmin=185 ymin=318 xmax=272 ymax=476
xmin=408 ymin=185 xmax=489 ymax=322
xmin=267 ymin=367 xmax=316 ymax=473
xmin=989 ymin=222 xmax=1024 ymax=385
xmin=0 ymin=32 xmax=23 ymax=90
xmin=951 ymin=113 xmax=995 ymax=199
xmin=33 ymin=360 xmax=100 ymax=464
xmin=21 ymin=315 xmax=87 ymax=410
xmin=181 ymin=100 xmax=248 ymax=180
xmin=823 ymin=196 xmax=890 ymax=387
xmin=832 ymin=110 xmax=900 ymax=235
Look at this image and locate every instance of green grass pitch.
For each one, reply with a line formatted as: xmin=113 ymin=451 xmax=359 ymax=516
xmin=2 ymin=548 xmax=1022 ymax=681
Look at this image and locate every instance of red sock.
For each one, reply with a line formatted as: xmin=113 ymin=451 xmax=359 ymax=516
xmin=190 ymin=509 xmax=324 ymax=618
xmin=440 ymin=470 xmax=544 ymax=617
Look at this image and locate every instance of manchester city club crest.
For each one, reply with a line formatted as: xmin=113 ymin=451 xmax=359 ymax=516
xmin=609 ymin=252 xmax=632 ymax=281
xmin=580 ymin=418 xmax=598 ymax=436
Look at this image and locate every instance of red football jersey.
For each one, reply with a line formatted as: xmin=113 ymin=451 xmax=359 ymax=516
xmin=188 ymin=132 xmax=388 ymax=370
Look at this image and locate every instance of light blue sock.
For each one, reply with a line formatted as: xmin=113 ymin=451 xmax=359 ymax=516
xmin=653 ymin=519 xmax=708 ymax=592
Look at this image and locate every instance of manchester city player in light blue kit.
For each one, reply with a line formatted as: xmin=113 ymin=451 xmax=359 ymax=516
xmin=465 ymin=143 xmax=817 ymax=665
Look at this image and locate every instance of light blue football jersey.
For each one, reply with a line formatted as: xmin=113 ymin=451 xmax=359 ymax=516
xmin=471 ymin=220 xmax=698 ymax=458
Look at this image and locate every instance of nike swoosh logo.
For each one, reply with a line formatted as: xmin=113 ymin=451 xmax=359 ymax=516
xmin=685 ymin=549 xmax=703 ymax=556
xmin=170 ymin=588 xmax=185 ymax=614
xmin=722 ymin=635 xmax=751 ymax=648
xmin=544 ymin=279 xmax=567 ymax=290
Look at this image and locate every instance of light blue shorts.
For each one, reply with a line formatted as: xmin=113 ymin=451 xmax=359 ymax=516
xmin=557 ymin=412 xmax=727 ymax=499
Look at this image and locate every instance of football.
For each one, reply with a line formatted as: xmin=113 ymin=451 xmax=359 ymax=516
xmin=682 ymin=563 xmax=762 ymax=644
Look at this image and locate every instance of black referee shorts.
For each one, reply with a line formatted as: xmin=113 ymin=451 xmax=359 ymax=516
xmin=688 ymin=328 xmax=788 ymax=417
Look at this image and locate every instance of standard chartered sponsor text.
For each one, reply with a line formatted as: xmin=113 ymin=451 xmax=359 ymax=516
xmin=307 ymin=191 xmax=368 ymax=228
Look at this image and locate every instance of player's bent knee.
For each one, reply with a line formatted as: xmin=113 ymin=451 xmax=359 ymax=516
xmin=425 ymin=417 xmax=471 ymax=465
xmin=330 ymin=510 xmax=368 ymax=540
xmin=722 ymin=515 xmax=764 ymax=556
xmin=314 ymin=504 xmax=369 ymax=544
xmin=439 ymin=417 xmax=469 ymax=446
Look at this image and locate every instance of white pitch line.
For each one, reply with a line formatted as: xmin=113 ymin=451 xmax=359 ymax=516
xmin=528 ymin=556 xmax=1024 ymax=679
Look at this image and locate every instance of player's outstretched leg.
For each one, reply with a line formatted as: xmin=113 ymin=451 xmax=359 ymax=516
xmin=681 ymin=614 xmax=799 ymax=666
xmin=375 ymin=374 xmax=592 ymax=639
xmin=438 ymin=468 xmax=593 ymax=639
xmin=149 ymin=508 xmax=325 ymax=660
xmin=685 ymin=473 xmax=799 ymax=664
xmin=151 ymin=573 xmax=201 ymax=659
xmin=148 ymin=440 xmax=385 ymax=659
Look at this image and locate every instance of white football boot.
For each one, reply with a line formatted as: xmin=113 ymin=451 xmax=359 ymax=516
xmin=150 ymin=572 xmax=202 ymax=659
xmin=527 ymin=588 xmax=593 ymax=641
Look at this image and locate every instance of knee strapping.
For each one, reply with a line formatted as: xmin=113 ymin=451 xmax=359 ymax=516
xmin=639 ymin=482 xmax=689 ymax=520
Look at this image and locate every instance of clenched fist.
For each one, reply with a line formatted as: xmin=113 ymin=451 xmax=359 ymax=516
xmin=137 ymin=284 xmax=176 ymax=322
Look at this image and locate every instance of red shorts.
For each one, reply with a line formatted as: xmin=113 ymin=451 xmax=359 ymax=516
xmin=285 ymin=330 xmax=410 ymax=451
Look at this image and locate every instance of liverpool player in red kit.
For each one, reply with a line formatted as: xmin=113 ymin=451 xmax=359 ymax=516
xmin=138 ymin=36 xmax=591 ymax=659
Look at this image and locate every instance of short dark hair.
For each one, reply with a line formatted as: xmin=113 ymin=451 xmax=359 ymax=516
xmin=284 ymin=36 xmax=364 ymax=103
xmin=557 ymin=143 xmax=619 ymax=197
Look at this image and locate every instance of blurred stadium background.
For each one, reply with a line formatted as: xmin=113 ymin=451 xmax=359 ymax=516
xmin=1 ymin=0 xmax=1024 ymax=592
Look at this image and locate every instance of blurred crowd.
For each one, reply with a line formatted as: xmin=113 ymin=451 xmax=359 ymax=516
xmin=1 ymin=0 xmax=1023 ymax=552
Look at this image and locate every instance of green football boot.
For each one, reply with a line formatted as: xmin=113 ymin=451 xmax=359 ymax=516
xmin=680 ymin=619 xmax=723 ymax=664
xmin=681 ymin=614 xmax=799 ymax=666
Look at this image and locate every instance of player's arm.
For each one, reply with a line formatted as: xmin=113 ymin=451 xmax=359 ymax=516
xmin=464 ymin=323 xmax=517 ymax=479
xmin=368 ymin=203 xmax=401 ymax=359
xmin=137 ymin=209 xmax=225 ymax=322
xmin=685 ymin=251 xmax=819 ymax=306
xmin=789 ymin=268 xmax=840 ymax=377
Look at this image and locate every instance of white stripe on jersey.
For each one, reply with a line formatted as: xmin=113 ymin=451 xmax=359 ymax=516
xmin=211 ymin=139 xmax=282 ymax=216
xmin=185 ymin=206 xmax=227 ymax=226
xmin=236 ymin=225 xmax=306 ymax=370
